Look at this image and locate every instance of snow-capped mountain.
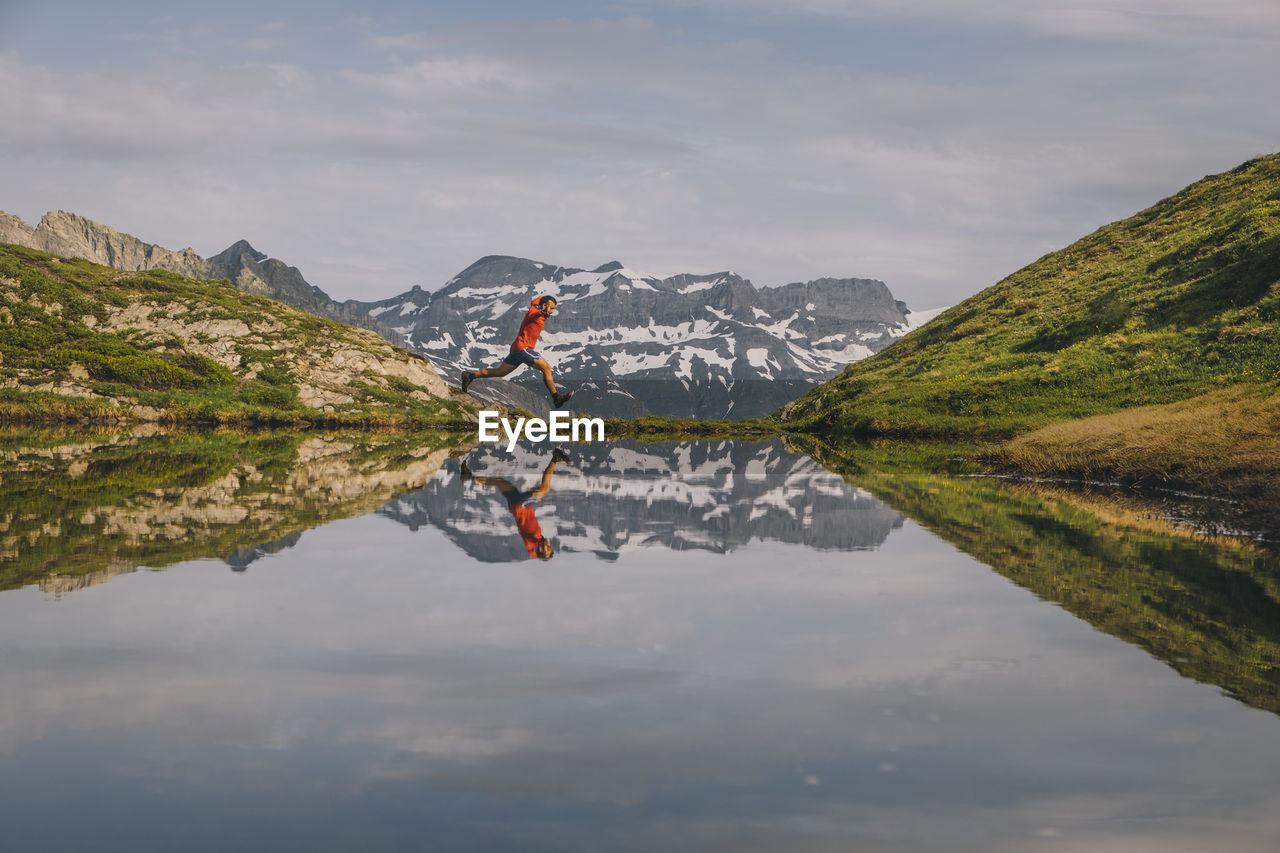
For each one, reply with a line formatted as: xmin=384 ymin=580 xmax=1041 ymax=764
xmin=342 ymin=255 xmax=932 ymax=418
xmin=1 ymin=210 xmax=937 ymax=419
xmin=381 ymin=439 xmax=906 ymax=562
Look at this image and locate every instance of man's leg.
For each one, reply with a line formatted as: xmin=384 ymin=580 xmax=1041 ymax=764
xmin=529 ymin=353 xmax=576 ymax=404
xmin=477 ymin=361 xmax=518 ymax=380
xmin=533 ymin=357 xmax=573 ymax=406
xmin=532 ymin=358 xmax=557 ymax=397
xmin=461 ymin=464 xmax=519 ymax=495
xmin=531 ymin=449 xmax=571 ymax=499
xmin=463 ymin=360 xmax=518 ymax=392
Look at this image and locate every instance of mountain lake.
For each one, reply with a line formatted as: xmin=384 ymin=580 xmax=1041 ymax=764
xmin=2 ymin=430 xmax=1280 ymax=852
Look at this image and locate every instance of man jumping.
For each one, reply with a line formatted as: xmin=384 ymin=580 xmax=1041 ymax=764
xmin=461 ymin=295 xmax=573 ymax=408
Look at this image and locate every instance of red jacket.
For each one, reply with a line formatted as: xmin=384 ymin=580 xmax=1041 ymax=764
xmin=511 ymin=503 xmax=545 ymax=558
xmin=512 ymin=299 xmax=549 ymax=351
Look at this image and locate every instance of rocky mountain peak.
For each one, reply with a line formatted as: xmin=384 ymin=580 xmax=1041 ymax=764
xmin=0 ymin=209 xmax=210 ymax=278
xmin=0 ymin=211 xmax=37 ymax=245
xmin=0 ymin=208 xmax=414 ymax=350
xmin=208 ymin=239 xmax=267 ymax=268
xmin=447 ymin=255 xmax=558 ymax=289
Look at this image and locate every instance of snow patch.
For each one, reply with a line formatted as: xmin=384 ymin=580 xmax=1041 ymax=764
xmin=609 ymin=350 xmax=675 ymax=375
xmin=676 ymin=276 xmax=725 ymax=294
xmin=744 ymin=347 xmax=783 ymax=379
xmin=540 ymin=318 xmax=723 ymax=348
xmin=674 ymin=346 xmax=736 ymax=380
xmin=450 ymin=284 xmax=528 ymax=300
xmin=898 ymin=306 xmax=949 ymax=333
xmin=815 ymin=342 xmax=874 ymax=362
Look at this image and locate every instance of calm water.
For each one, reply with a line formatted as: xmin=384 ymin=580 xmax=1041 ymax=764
xmin=3 ymin=432 xmax=1280 ymax=852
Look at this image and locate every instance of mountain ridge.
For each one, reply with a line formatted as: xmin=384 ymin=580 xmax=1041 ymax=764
xmin=0 ymin=210 xmax=404 ymax=341
xmin=349 ymin=253 xmax=920 ymax=418
xmin=0 ymin=210 xmax=926 ymax=419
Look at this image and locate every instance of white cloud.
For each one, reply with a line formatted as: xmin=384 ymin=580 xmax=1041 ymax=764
xmin=0 ymin=4 xmax=1276 ymax=308
xmin=667 ymin=0 xmax=1280 ymax=45
xmin=343 ymin=57 xmax=553 ymax=99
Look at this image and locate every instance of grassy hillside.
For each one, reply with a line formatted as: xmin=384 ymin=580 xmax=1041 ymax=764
xmin=781 ymin=154 xmax=1280 ymax=437
xmin=0 ymin=243 xmax=476 ymax=427
xmin=1000 ymin=385 xmax=1280 ymax=505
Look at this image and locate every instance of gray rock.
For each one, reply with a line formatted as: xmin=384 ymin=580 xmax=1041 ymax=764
xmin=2 ymin=211 xmax=211 ymax=278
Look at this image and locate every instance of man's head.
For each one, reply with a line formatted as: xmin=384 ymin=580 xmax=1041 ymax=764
xmin=535 ymin=538 xmax=555 ymax=560
xmin=538 ymin=295 xmax=557 ymax=314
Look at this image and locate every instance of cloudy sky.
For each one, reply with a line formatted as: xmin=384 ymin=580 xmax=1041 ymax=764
xmin=2 ymin=1 xmax=1277 ymax=308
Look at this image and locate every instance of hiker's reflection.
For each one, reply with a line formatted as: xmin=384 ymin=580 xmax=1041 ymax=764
xmin=460 ymin=448 xmax=572 ymax=560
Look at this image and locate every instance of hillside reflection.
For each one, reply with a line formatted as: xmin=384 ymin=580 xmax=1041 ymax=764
xmin=0 ymin=428 xmax=466 ymax=593
xmin=796 ymin=437 xmax=1280 ymax=716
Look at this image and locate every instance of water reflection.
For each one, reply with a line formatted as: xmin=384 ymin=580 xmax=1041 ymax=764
xmin=799 ymin=437 xmax=1280 ymax=716
xmin=2 ymin=434 xmax=908 ymax=589
xmin=0 ymin=428 xmax=467 ymax=593
xmin=3 ymin=432 xmax=1280 ymax=850
xmin=384 ymin=439 xmax=906 ymax=562
xmin=459 ymin=449 xmax=573 ymax=560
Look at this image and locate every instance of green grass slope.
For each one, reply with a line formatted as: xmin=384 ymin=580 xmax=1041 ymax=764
xmin=781 ymin=153 xmax=1280 ymax=437
xmin=0 ymin=243 xmax=476 ymax=427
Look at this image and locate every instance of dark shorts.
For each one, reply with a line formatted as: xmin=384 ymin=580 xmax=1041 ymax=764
xmin=502 ymin=347 xmax=541 ymax=367
xmin=504 ymin=490 xmax=538 ymax=511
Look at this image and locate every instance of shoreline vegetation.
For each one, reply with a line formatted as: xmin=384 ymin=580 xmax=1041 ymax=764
xmin=998 ymin=386 xmax=1280 ymax=511
xmin=779 ymin=154 xmax=1280 ymax=441
xmin=0 ymin=388 xmax=481 ymax=431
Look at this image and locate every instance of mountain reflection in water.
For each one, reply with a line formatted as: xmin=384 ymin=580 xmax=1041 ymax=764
xmin=383 ymin=440 xmax=905 ymax=562
xmin=1 ymin=432 xmax=904 ymax=594
xmin=5 ymin=432 xmax=1280 ymax=850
